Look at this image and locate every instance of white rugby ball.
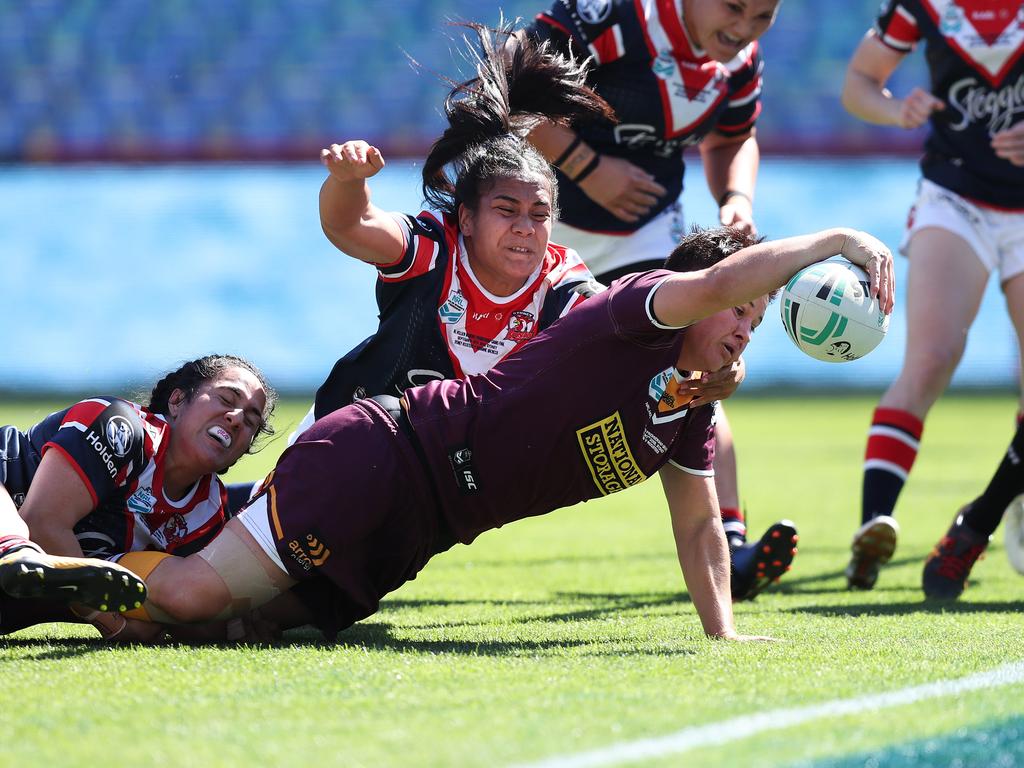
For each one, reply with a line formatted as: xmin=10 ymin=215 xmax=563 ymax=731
xmin=780 ymin=258 xmax=888 ymax=363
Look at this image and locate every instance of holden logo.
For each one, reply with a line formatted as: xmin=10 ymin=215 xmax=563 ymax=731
xmin=105 ymin=415 xmax=134 ymax=458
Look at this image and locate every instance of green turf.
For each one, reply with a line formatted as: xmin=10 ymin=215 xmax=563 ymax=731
xmin=2 ymin=394 xmax=1023 ymax=768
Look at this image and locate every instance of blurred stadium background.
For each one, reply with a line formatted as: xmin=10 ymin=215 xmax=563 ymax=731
xmin=3 ymin=0 xmax=1018 ymax=394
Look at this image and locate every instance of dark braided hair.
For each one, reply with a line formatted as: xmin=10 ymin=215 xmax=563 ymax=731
xmin=421 ymin=21 xmax=615 ymax=217
xmin=148 ymin=354 xmax=277 ymax=449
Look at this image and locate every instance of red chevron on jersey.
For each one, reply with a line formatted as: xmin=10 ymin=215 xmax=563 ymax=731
xmin=638 ymin=0 xmax=732 ymax=136
xmin=959 ymin=0 xmax=1021 ymax=43
xmin=921 ymin=0 xmax=1024 ymax=85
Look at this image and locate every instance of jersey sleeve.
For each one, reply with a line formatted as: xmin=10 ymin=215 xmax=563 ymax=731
xmin=39 ymin=398 xmax=147 ymax=507
xmin=605 ymin=269 xmax=687 ymax=340
xmin=530 ymin=0 xmax=629 ymax=66
xmin=376 ymin=210 xmax=453 ymax=283
xmin=715 ymin=42 xmax=764 ymax=137
xmin=538 ymin=245 xmax=606 ymax=328
xmin=667 ymin=402 xmax=716 ymax=475
xmin=874 ymin=1 xmax=920 ymax=53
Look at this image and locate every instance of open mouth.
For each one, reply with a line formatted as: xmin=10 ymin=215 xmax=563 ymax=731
xmin=208 ymin=426 xmax=232 ymax=449
xmin=716 ymin=31 xmax=744 ymax=51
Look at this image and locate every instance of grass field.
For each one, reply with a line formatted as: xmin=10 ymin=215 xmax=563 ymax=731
xmin=2 ymin=393 xmax=1023 ymax=767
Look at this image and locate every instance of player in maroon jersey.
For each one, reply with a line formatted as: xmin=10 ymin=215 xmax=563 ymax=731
xmin=524 ymin=0 xmax=792 ymax=598
xmin=0 ymin=354 xmax=274 ymax=638
xmin=107 ymin=225 xmax=893 ymax=643
xmin=841 ymin=1 xmax=1024 ymax=592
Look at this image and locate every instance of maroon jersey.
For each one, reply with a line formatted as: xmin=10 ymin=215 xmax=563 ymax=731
xmin=876 ymin=0 xmax=1024 ymax=208
xmin=259 ymin=271 xmax=715 ymax=634
xmin=405 ymin=269 xmax=716 ymax=545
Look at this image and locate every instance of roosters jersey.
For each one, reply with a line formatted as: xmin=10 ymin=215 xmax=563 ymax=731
xmin=313 ymin=209 xmax=601 ymax=418
xmin=876 ymin=0 xmax=1024 ymax=208
xmin=528 ymin=0 xmax=764 ymax=233
xmin=13 ymin=398 xmax=229 ymax=558
xmin=405 ymin=270 xmax=716 ymax=545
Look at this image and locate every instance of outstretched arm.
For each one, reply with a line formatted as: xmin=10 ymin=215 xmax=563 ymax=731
xmin=319 ymin=140 xmax=405 ymax=264
xmin=659 ymin=466 xmax=772 ymax=640
xmin=652 ymin=228 xmax=895 ymax=329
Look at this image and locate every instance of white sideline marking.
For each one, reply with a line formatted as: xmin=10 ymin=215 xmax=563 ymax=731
xmin=509 ymin=661 xmax=1024 ymax=768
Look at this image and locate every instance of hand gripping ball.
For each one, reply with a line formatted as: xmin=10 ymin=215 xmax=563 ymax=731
xmin=780 ymin=258 xmax=888 ymax=363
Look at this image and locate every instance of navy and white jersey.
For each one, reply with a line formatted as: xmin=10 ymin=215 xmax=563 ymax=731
xmin=528 ymin=0 xmax=764 ymax=233
xmin=876 ymin=0 xmax=1024 ymax=208
xmin=1 ymin=398 xmax=229 ymax=559
xmin=313 ymin=209 xmax=601 ymax=419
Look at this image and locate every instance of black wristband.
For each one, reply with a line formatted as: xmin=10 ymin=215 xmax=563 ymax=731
xmin=718 ymin=189 xmax=752 ymax=207
xmin=552 ymin=136 xmax=583 ymax=168
xmin=572 ymin=152 xmax=601 ymax=184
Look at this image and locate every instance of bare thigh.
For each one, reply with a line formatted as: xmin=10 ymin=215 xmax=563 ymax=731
xmin=881 ymin=227 xmax=989 ymax=415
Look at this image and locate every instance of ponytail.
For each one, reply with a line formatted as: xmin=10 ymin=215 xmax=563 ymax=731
xmin=422 ymin=20 xmax=615 ymax=216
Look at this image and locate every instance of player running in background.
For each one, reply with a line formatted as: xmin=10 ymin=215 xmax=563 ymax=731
xmin=523 ymin=0 xmax=796 ymax=599
xmin=0 ymin=354 xmax=274 ymax=639
xmin=94 ymin=225 xmax=893 ymax=643
xmin=841 ymin=0 xmax=1024 ymax=590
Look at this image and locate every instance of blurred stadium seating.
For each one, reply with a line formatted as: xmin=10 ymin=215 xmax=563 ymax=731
xmin=0 ymin=0 xmax=927 ymax=161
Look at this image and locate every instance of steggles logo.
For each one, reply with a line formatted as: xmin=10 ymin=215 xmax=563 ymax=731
xmin=948 ymin=73 xmax=1024 ymax=133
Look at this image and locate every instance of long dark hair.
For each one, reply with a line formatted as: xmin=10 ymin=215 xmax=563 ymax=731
xmin=421 ymin=21 xmax=615 ymax=217
xmin=148 ymin=354 xmax=277 ymax=448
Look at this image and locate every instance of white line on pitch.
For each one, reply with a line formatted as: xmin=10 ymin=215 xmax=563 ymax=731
xmin=508 ymin=661 xmax=1024 ymax=768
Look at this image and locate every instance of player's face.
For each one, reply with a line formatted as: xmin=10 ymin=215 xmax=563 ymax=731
xmin=459 ymin=175 xmax=554 ymax=296
xmin=682 ymin=0 xmax=780 ymax=62
xmin=167 ymin=367 xmax=267 ymax=478
xmin=677 ymin=295 xmax=768 ymax=372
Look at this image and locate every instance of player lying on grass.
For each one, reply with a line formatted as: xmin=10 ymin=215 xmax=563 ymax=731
xmin=0 ymin=486 xmax=146 ymax=619
xmin=57 ymin=224 xmax=893 ymax=643
xmin=0 ymin=354 xmax=274 ymax=639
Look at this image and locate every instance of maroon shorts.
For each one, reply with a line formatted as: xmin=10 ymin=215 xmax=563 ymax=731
xmin=262 ymin=399 xmax=441 ymax=633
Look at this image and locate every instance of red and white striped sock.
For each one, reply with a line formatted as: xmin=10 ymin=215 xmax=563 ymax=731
xmin=862 ymin=407 xmax=923 ymax=524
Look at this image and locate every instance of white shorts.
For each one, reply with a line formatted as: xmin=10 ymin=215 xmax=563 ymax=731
xmin=552 ymin=201 xmax=684 ymax=277
xmin=235 ymin=493 xmax=289 ymax=574
xmin=903 ymin=179 xmax=1024 ymax=283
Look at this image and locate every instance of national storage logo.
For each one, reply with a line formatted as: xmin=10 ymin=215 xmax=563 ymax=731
xmin=576 ymin=413 xmax=647 ymax=496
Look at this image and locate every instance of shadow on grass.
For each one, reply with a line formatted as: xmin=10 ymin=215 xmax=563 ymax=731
xmin=0 ymin=636 xmax=115 ymax=661
xmin=788 ymin=598 xmax=1024 ymax=617
xmin=381 ymin=589 xmax=688 ymax=629
xmin=754 ymin=555 xmax=924 ymax=596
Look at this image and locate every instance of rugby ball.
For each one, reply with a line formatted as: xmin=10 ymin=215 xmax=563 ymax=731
xmin=780 ymin=258 xmax=888 ymax=363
